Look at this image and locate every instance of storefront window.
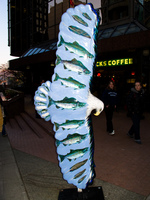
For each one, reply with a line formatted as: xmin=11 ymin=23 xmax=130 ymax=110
xmin=48 ymin=1 xmax=54 ymax=14
xmin=108 ymin=0 xmax=129 ymax=21
xmin=134 ymin=0 xmax=144 ymax=24
xmin=78 ymin=0 xmax=86 ymax=3
xmin=108 ymin=0 xmax=123 ymax=4
xmin=87 ymin=0 xmax=101 ymax=9
xmin=48 ymin=0 xmax=64 ymax=40
xmin=134 ymin=0 xmax=150 ymax=28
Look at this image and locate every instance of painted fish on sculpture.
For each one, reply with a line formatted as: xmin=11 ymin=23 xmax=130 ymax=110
xmin=58 ymin=36 xmax=94 ymax=58
xmin=72 ymin=15 xmax=88 ymax=27
xmin=48 ymin=97 xmax=86 ymax=110
xmin=54 ymin=73 xmax=86 ymax=89
xmin=68 ymin=26 xmax=91 ymax=39
xmin=54 ymin=120 xmax=85 ymax=131
xmin=82 ymin=12 xmax=92 ymax=20
xmin=74 ymin=169 xmax=86 ymax=179
xmin=59 ymin=147 xmax=88 ymax=161
xmin=56 ymin=55 xmax=91 ymax=75
xmin=69 ymin=159 xmax=88 ymax=172
xmin=56 ymin=133 xmax=87 ymax=146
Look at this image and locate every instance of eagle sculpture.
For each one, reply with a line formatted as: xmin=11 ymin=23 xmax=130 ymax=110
xmin=34 ymin=3 xmax=104 ymax=190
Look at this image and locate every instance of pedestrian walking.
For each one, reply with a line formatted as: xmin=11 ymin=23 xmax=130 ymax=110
xmin=127 ymin=80 xmax=144 ymax=144
xmin=0 ymin=97 xmax=7 ymax=137
xmin=102 ymin=80 xmax=117 ymax=135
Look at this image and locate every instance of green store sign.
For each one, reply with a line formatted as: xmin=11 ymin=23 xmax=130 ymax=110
xmin=96 ymin=58 xmax=133 ymax=67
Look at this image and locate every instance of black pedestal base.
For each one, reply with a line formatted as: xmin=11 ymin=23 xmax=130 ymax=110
xmin=58 ymin=186 xmax=105 ymax=200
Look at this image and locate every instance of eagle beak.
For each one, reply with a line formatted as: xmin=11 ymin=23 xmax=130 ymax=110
xmin=94 ymin=110 xmax=101 ymax=116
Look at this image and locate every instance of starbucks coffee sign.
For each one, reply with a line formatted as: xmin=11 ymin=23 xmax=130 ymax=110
xmin=96 ymin=58 xmax=133 ymax=67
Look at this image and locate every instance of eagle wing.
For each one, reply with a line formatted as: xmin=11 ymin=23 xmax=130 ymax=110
xmin=34 ymin=3 xmax=104 ymax=189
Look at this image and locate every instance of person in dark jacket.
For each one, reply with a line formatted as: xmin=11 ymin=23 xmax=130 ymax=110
xmin=102 ymin=80 xmax=117 ymax=135
xmin=127 ymin=80 xmax=144 ymax=144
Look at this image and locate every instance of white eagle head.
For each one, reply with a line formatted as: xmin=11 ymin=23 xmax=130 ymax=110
xmin=86 ymin=91 xmax=104 ymax=118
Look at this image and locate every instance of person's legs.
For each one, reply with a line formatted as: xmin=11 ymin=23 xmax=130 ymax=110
xmin=105 ymin=107 xmax=110 ymax=132
xmin=109 ymin=106 xmax=114 ymax=132
xmin=2 ymin=123 xmax=7 ymax=136
xmin=0 ymin=106 xmax=3 ymax=133
xmin=128 ymin=114 xmax=141 ymax=143
xmin=128 ymin=123 xmax=134 ymax=137
xmin=133 ymin=114 xmax=140 ymax=140
xmin=105 ymin=106 xmax=113 ymax=133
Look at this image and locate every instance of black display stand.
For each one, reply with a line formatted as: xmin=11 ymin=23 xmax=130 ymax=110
xmin=58 ymin=186 xmax=105 ymax=200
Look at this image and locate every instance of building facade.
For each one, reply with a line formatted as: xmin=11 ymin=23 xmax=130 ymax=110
xmin=8 ymin=0 xmax=150 ymax=109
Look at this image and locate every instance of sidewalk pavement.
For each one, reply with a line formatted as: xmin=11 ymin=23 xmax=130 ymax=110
xmin=0 ymin=135 xmax=29 ymax=200
xmin=1 ymin=134 xmax=149 ymax=200
xmin=0 ymin=95 xmax=150 ymax=200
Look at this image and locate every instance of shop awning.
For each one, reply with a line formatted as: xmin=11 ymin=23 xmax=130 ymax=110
xmin=98 ymin=21 xmax=147 ymax=40
xmin=9 ymin=40 xmax=57 ymax=70
xmin=21 ymin=40 xmax=57 ymax=58
xmin=9 ymin=20 xmax=148 ymax=70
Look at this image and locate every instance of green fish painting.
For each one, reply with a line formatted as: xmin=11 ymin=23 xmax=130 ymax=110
xmin=78 ymin=175 xmax=86 ymax=183
xmin=56 ymin=55 xmax=91 ymax=75
xmin=58 ymin=36 xmax=94 ymax=58
xmin=56 ymin=133 xmax=87 ymax=146
xmin=68 ymin=26 xmax=91 ymax=39
xmin=54 ymin=73 xmax=86 ymax=89
xmin=82 ymin=12 xmax=92 ymax=20
xmin=72 ymin=15 xmax=88 ymax=27
xmin=74 ymin=169 xmax=86 ymax=179
xmin=70 ymin=159 xmax=88 ymax=172
xmin=54 ymin=120 xmax=85 ymax=131
xmin=48 ymin=96 xmax=86 ymax=110
xmin=59 ymin=148 xmax=88 ymax=161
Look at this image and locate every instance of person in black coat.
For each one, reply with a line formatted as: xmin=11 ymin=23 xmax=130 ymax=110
xmin=102 ymin=80 xmax=117 ymax=135
xmin=127 ymin=80 xmax=144 ymax=144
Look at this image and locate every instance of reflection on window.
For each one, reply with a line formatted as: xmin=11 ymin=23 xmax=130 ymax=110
xmin=108 ymin=0 xmax=123 ymax=5
xmin=138 ymin=0 xmax=144 ymax=5
xmin=134 ymin=0 xmax=150 ymax=28
xmin=134 ymin=0 xmax=144 ymax=24
xmin=87 ymin=0 xmax=101 ymax=9
xmin=48 ymin=1 xmax=54 ymax=14
xmin=108 ymin=0 xmax=129 ymax=21
xmin=78 ymin=0 xmax=86 ymax=3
